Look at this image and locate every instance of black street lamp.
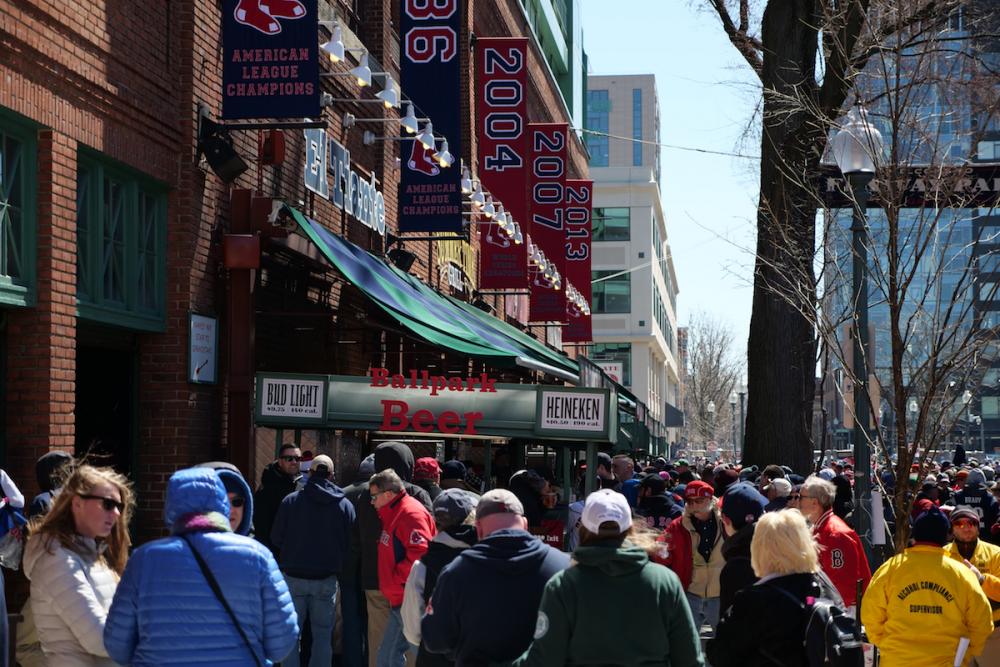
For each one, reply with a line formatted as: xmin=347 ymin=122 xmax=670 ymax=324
xmin=830 ymin=107 xmax=884 ymax=560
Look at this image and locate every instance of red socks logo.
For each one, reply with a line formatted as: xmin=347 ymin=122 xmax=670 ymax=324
xmin=407 ymin=141 xmax=440 ymax=176
xmin=234 ymin=0 xmax=306 ymax=35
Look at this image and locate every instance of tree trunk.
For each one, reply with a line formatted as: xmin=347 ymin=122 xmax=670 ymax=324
xmin=742 ymin=1 xmax=823 ymax=475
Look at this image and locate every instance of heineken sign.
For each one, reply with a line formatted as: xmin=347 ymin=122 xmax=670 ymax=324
xmin=304 ymin=129 xmax=386 ymax=235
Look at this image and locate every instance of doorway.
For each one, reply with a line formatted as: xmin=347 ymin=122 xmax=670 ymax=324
xmin=75 ymin=326 xmax=136 ymax=474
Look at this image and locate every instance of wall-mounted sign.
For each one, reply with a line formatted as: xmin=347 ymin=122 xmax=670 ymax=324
xmin=304 ymin=129 xmax=386 ymax=236
xmin=256 ymin=373 xmax=328 ymax=424
xmin=188 ymin=313 xmax=219 ymax=384
xmin=477 ymin=38 xmax=529 ymax=289
xmin=528 ymin=123 xmax=568 ymax=321
xmin=221 ymin=0 xmax=320 ymax=119
xmin=537 ymin=388 xmax=609 ymax=435
xmin=254 ymin=372 xmax=617 ymax=441
xmin=399 ymin=0 xmax=463 ymax=231
xmin=436 ymin=236 xmax=476 ymax=293
xmin=595 ymin=360 xmax=624 ymax=385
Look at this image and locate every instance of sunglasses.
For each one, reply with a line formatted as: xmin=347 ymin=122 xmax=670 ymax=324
xmin=789 ymin=494 xmax=801 ymax=500
xmin=79 ymin=494 xmax=124 ymax=513
xmin=953 ymin=519 xmax=977 ymax=528
xmin=280 ymin=456 xmax=301 ymax=462
xmin=229 ymin=497 xmax=246 ymax=508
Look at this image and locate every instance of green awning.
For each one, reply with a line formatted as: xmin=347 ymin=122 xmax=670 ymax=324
xmin=287 ymin=206 xmax=579 ymax=381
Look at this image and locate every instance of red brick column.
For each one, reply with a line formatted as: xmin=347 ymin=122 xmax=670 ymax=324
xmin=5 ymin=130 xmax=78 ymax=499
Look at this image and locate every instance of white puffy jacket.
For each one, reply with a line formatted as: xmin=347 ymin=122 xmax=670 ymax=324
xmin=23 ymin=534 xmax=120 ymax=667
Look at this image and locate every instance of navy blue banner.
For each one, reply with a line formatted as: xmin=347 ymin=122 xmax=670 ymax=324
xmin=222 ymin=0 xmax=320 ymax=120
xmin=398 ymin=0 xmax=463 ymax=232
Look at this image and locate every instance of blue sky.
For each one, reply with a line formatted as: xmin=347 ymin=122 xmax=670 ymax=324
xmin=582 ymin=1 xmax=760 ymax=356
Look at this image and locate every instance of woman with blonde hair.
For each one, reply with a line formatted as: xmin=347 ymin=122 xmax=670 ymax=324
xmin=706 ymin=509 xmax=845 ymax=667
xmin=23 ymin=463 xmax=133 ymax=666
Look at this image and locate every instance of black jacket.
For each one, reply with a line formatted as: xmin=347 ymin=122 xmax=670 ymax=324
xmin=421 ymin=529 xmax=569 ymax=666
xmin=707 ymin=572 xmax=843 ymax=667
xmin=253 ymin=462 xmax=301 ymax=554
xmin=348 ymin=442 xmax=432 ymax=590
xmin=636 ymin=494 xmax=682 ymax=532
xmin=271 ymin=475 xmax=356 ymax=579
xmin=763 ymin=496 xmax=788 ymax=513
xmin=414 ymin=478 xmax=444 ymax=502
xmin=719 ymin=522 xmax=756 ymax=613
xmin=416 ymin=525 xmax=478 ymax=667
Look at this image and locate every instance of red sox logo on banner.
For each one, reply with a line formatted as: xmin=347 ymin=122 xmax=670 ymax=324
xmin=477 ymin=38 xmax=529 ymax=290
xmin=398 ymin=0 xmax=463 ymax=232
xmin=234 ymin=0 xmax=305 ymax=34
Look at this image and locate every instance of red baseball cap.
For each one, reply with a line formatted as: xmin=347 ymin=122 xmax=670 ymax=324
xmin=685 ymin=480 xmax=714 ymax=500
xmin=414 ymin=457 xmax=441 ymax=481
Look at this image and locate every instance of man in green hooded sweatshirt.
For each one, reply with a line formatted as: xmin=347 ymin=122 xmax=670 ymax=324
xmin=502 ymin=489 xmax=704 ymax=666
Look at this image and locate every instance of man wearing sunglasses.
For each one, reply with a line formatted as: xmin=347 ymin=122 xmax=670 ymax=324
xmin=254 ymin=443 xmax=303 ymax=555
xmin=946 ymin=507 xmax=1000 ymax=666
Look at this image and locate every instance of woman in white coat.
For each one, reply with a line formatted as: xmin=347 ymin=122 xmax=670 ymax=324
xmin=23 ymin=464 xmax=133 ymax=666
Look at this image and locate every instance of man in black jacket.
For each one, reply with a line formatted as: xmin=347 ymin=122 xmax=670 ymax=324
xmin=272 ymin=455 xmax=356 ymax=667
xmin=254 ymin=443 xmax=302 ymax=554
xmin=636 ymin=474 xmax=681 ymax=532
xmin=421 ymin=489 xmax=569 ymax=665
xmin=718 ymin=482 xmax=767 ymax=613
xmin=347 ymin=442 xmax=432 ymax=667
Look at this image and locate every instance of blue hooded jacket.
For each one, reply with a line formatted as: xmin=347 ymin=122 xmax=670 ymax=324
xmin=103 ymin=468 xmax=299 ymax=666
xmin=421 ymin=528 xmax=569 ymax=664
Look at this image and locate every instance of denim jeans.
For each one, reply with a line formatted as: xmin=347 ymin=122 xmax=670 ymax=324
xmin=685 ymin=593 xmax=720 ymax=637
xmin=375 ymin=607 xmax=415 ymax=667
xmin=284 ymin=574 xmax=338 ymax=667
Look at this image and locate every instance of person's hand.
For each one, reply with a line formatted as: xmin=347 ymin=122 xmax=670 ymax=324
xmin=964 ymin=559 xmax=985 ymax=584
xmin=991 ymin=521 xmax=1000 ymax=536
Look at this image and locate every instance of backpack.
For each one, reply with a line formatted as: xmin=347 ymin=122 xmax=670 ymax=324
xmin=770 ymin=583 xmax=864 ymax=667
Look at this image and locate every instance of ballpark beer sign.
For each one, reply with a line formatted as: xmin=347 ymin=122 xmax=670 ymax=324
xmin=221 ymin=0 xmax=320 ymax=119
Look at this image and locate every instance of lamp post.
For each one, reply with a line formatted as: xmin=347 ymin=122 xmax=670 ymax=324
xmin=729 ymin=392 xmax=738 ymax=458
xmin=963 ymin=390 xmax=973 ymax=450
xmin=737 ymin=383 xmax=747 ymax=463
xmin=908 ymin=397 xmax=919 ymax=450
xmin=830 ymin=106 xmax=883 ymax=560
xmin=707 ymin=400 xmax=716 ymax=445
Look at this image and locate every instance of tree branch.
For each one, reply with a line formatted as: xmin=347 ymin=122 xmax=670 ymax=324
xmin=708 ymin=0 xmax=764 ymax=77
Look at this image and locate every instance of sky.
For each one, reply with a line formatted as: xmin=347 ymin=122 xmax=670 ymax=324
xmin=581 ymin=1 xmax=761 ymax=357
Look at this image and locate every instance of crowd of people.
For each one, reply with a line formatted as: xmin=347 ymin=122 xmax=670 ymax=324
xmin=2 ymin=443 xmax=1000 ymax=666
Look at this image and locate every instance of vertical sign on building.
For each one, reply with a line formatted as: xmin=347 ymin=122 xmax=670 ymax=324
xmin=399 ymin=0 xmax=463 ymax=231
xmin=477 ymin=38 xmax=529 ymax=288
xmin=528 ymin=123 xmax=568 ymax=321
xmin=564 ymin=179 xmax=592 ymax=342
xmin=221 ymin=0 xmax=320 ymax=119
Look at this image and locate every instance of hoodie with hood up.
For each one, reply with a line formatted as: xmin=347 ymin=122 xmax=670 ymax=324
xmin=253 ymin=461 xmax=301 ymax=554
xmin=421 ymin=529 xmax=569 ymax=666
xmin=348 ymin=442 xmax=432 ymax=590
xmin=195 ymin=461 xmax=254 ymax=535
xmin=503 ymin=542 xmax=703 ymax=667
xmin=271 ymin=474 xmax=356 ymax=579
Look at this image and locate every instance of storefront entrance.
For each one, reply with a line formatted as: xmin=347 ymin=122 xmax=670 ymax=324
xmin=75 ymin=325 xmax=136 ymax=473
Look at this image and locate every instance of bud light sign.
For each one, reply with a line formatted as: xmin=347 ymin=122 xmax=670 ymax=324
xmin=221 ymin=0 xmax=320 ymax=120
xmin=398 ymin=0 xmax=463 ymax=231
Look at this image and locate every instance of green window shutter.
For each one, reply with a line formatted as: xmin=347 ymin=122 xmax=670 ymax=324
xmin=0 ymin=114 xmax=37 ymax=307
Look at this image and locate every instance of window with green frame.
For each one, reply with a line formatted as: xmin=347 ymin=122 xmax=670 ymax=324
xmin=0 ymin=113 xmax=38 ymax=306
xmin=76 ymin=153 xmax=166 ymax=331
xmin=592 ymin=269 xmax=630 ymax=313
xmin=593 ymin=207 xmax=629 ymax=241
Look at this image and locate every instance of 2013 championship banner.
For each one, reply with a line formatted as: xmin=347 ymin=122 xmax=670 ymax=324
xmin=398 ymin=0 xmax=463 ymax=232
xmin=221 ymin=0 xmax=320 ymax=119
xmin=528 ymin=123 xmax=568 ymax=322
xmin=563 ymin=179 xmax=593 ymax=342
xmin=477 ymin=38 xmax=529 ymax=289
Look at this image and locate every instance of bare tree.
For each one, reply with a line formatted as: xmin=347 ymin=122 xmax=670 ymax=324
xmin=704 ymin=0 xmax=1000 ymax=549
xmin=682 ymin=312 xmax=745 ymax=452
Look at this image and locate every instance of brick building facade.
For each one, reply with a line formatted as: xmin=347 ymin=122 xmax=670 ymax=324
xmin=0 ymin=0 xmax=588 ymax=557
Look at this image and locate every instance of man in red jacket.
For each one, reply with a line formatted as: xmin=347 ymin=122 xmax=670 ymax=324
xmin=370 ymin=469 xmax=436 ymax=667
xmin=799 ymin=474 xmax=871 ymax=614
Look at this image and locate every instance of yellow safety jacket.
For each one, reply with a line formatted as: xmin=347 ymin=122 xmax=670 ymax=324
xmin=861 ymin=544 xmax=993 ymax=667
xmin=946 ymin=539 xmax=1000 ymax=623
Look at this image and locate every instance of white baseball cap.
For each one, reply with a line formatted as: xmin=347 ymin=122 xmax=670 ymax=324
xmin=580 ymin=489 xmax=633 ymax=533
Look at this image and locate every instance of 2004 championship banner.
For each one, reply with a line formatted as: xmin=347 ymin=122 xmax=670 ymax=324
xmin=398 ymin=0 xmax=463 ymax=232
xmin=477 ymin=38 xmax=529 ymax=289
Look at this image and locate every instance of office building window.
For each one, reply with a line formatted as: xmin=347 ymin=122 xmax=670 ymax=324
xmin=983 ymin=395 xmax=1000 ymax=418
xmin=593 ymin=207 xmax=630 ymax=241
xmin=587 ymin=90 xmax=610 ymax=167
xmin=592 ymin=270 xmax=630 ymax=313
xmin=591 ymin=342 xmax=631 ymax=386
xmin=632 ymin=88 xmax=643 ymax=166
